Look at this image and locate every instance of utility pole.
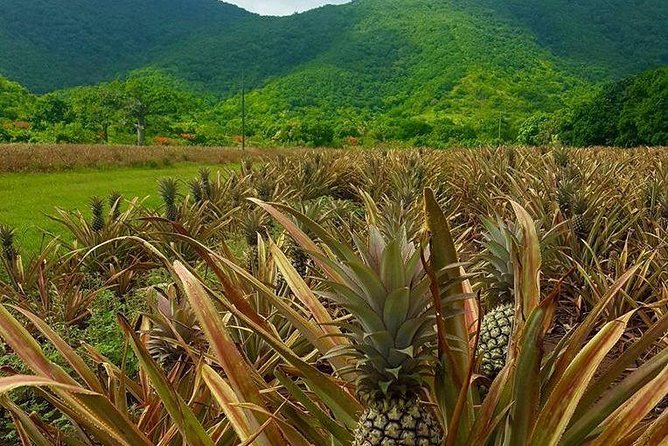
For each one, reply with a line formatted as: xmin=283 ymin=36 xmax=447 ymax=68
xmin=241 ymin=71 xmax=246 ymax=151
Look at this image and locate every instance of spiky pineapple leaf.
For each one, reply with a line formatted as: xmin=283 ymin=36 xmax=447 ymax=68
xmin=587 ymin=364 xmax=668 ymax=446
xmin=117 ymin=315 xmax=216 ymax=446
xmin=530 ymin=312 xmax=634 ymax=446
xmin=172 ymin=261 xmax=283 ymax=446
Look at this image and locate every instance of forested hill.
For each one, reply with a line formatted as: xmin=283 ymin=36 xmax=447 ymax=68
xmin=474 ymin=0 xmax=668 ymax=78
xmin=1 ymin=0 xmax=666 ymax=94
xmin=0 ymin=0 xmax=665 ymax=147
xmin=0 ymin=0 xmax=252 ymax=92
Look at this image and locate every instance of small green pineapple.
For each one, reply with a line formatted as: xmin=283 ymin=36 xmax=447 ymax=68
xmin=571 ymin=194 xmax=590 ymax=239
xmin=0 ymin=225 xmax=17 ymax=263
xmin=90 ymin=196 xmax=105 ymax=232
xmin=158 ymin=178 xmax=180 ymax=222
xmin=239 ymin=209 xmax=267 ymax=273
xmin=287 ymin=240 xmax=310 ymax=277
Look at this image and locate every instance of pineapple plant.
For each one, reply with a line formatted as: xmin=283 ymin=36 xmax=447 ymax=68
xmin=158 ymin=177 xmax=180 ymax=222
xmin=0 ymin=224 xmax=17 ymax=264
xmin=506 ymin=146 xmax=517 ymax=168
xmin=89 ymin=196 xmax=105 ymax=232
xmin=305 ymin=223 xmax=443 ymax=445
xmin=476 ymin=218 xmax=517 ymax=381
xmin=553 ymin=147 xmax=569 ymax=168
xmin=145 ymin=285 xmax=205 ymax=368
xmin=643 ymin=178 xmax=668 ymax=220
xmin=189 ymin=168 xmax=213 ymax=205
xmin=571 ymin=193 xmax=591 ymax=239
xmin=556 ymin=180 xmax=575 ymax=216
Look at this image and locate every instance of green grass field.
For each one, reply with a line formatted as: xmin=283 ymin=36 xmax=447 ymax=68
xmin=0 ymin=163 xmax=231 ymax=253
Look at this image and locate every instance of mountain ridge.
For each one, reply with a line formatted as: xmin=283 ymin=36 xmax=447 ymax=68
xmin=1 ymin=0 xmax=665 ymax=94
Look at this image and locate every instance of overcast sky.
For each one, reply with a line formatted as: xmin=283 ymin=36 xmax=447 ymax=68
xmin=225 ymin=1 xmax=351 ymax=16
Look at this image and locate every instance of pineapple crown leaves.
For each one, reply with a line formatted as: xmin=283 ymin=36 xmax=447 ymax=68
xmin=553 ymin=148 xmax=570 ymax=168
xmin=478 ymin=217 xmax=519 ymax=308
xmin=158 ymin=177 xmax=179 ymax=205
xmin=188 ymin=168 xmax=213 ymax=204
xmin=314 ymin=225 xmax=439 ymax=396
xmin=189 ymin=179 xmax=204 ymax=204
xmin=239 ymin=209 xmax=269 ymax=245
xmin=251 ymin=197 xmax=443 ymax=397
xmin=198 ymin=168 xmax=212 ymax=199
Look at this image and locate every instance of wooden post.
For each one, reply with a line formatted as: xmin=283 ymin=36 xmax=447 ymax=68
xmin=241 ymin=71 xmax=246 ymax=150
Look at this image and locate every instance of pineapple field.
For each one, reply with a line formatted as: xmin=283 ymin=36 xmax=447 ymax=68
xmin=0 ymin=146 xmax=667 ymax=446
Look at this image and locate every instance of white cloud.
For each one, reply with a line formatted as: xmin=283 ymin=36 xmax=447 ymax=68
xmin=225 ymin=0 xmax=351 ymax=16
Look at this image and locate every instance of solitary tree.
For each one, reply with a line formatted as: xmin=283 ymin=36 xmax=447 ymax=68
xmin=123 ymin=68 xmax=195 ymax=145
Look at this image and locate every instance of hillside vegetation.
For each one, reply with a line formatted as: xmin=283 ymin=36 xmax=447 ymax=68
xmin=0 ymin=0 xmax=665 ymax=146
xmin=2 ymin=0 xmax=665 ymax=93
xmin=2 ymin=67 xmax=666 ymax=147
xmin=0 ymin=0 xmax=251 ymax=92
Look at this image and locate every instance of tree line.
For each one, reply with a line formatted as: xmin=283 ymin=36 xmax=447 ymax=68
xmin=1 ymin=67 xmax=665 ymax=148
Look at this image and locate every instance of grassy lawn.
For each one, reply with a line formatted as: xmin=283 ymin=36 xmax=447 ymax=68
xmin=0 ymin=163 xmax=232 ymax=253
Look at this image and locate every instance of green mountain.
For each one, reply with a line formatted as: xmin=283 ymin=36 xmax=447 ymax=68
xmin=2 ymin=0 xmax=665 ymax=94
xmin=475 ymin=0 xmax=668 ymax=78
xmin=0 ymin=0 xmax=665 ymax=146
xmin=0 ymin=0 xmax=251 ymax=92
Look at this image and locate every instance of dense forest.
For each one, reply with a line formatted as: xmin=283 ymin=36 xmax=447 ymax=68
xmin=0 ymin=0 xmax=666 ymax=147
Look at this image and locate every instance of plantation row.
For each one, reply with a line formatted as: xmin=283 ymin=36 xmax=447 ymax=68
xmin=0 ymin=147 xmax=666 ymax=445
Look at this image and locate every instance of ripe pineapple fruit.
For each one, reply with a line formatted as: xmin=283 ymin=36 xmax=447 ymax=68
xmin=318 ymin=226 xmax=443 ymax=445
